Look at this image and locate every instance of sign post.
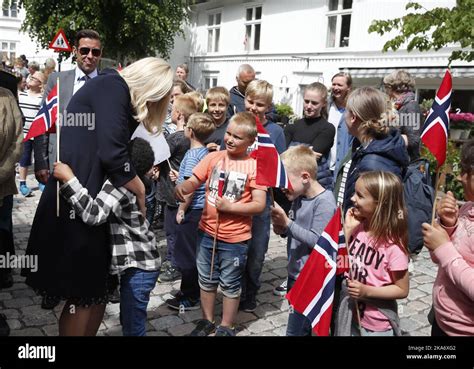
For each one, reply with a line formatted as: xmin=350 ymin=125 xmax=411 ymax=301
xmin=48 ymin=29 xmax=72 ymax=72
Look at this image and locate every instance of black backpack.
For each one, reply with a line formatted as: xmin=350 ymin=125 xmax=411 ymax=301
xmin=403 ymin=158 xmax=435 ymax=254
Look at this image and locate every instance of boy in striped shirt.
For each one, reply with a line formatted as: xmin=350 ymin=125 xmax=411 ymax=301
xmin=166 ymin=113 xmax=215 ymax=311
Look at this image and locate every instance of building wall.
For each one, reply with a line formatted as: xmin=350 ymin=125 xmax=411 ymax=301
xmin=169 ymin=0 xmax=472 ymax=115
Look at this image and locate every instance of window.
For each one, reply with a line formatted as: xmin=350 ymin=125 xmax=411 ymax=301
xmin=326 ymin=0 xmax=352 ymax=48
xmin=204 ymin=76 xmax=218 ymax=90
xmin=207 ymin=12 xmax=221 ymax=53
xmin=244 ymin=5 xmax=262 ymax=52
xmin=0 ymin=41 xmax=16 ymax=63
xmin=2 ymin=0 xmax=18 ymax=17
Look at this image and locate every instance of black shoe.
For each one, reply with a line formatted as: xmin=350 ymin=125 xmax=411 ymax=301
xmin=108 ymin=287 xmax=120 ymax=304
xmin=0 ymin=272 xmax=13 ymax=289
xmin=41 ymin=296 xmax=60 ymax=310
xmin=0 ymin=314 xmax=10 ymax=336
xmin=158 ymin=266 xmax=182 ymax=283
xmin=239 ymin=298 xmax=257 ymax=313
xmin=215 ymin=325 xmax=236 ymax=336
xmin=166 ymin=296 xmax=201 ymax=311
xmin=189 ymin=319 xmax=216 ymax=336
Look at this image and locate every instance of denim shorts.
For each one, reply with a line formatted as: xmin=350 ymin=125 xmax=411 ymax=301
xmin=196 ymin=231 xmax=248 ymax=298
xmin=19 ymin=140 xmax=33 ymax=167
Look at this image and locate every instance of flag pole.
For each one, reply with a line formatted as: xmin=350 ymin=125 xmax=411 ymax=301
xmin=430 ymin=165 xmax=444 ymax=225
xmin=340 ymin=206 xmax=363 ymax=336
xmin=209 ymin=213 xmax=219 ymax=281
xmin=56 ymin=77 xmax=60 ymax=217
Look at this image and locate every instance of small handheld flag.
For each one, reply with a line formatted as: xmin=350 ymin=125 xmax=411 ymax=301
xmin=217 ymin=169 xmax=226 ymax=197
xmin=286 ymin=208 xmax=346 ymax=336
xmin=251 ymin=117 xmax=292 ymax=189
xmin=23 ymin=84 xmax=58 ymax=142
xmin=420 ymin=70 xmax=452 ymax=168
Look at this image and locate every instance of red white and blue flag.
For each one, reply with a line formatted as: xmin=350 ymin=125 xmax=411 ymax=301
xmin=286 ymin=208 xmax=347 ymax=336
xmin=420 ymin=70 xmax=452 ymax=168
xmin=251 ymin=117 xmax=292 ymax=189
xmin=23 ymin=84 xmax=58 ymax=142
xmin=217 ymin=168 xmax=226 ymax=197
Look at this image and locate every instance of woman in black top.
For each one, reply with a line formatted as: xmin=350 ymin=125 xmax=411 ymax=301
xmin=23 ymin=58 xmax=174 ymax=336
xmin=284 ymin=82 xmax=335 ymax=189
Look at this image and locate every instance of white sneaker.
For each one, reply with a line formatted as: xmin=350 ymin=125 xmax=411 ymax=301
xmin=273 ymin=280 xmax=288 ymax=296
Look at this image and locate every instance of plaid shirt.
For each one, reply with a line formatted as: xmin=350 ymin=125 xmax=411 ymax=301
xmin=60 ymin=177 xmax=161 ymax=275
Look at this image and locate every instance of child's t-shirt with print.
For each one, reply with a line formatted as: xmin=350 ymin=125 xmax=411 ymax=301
xmin=177 ymin=147 xmax=209 ymax=210
xmin=347 ymin=224 xmax=409 ymax=332
xmin=192 ymin=150 xmax=266 ymax=243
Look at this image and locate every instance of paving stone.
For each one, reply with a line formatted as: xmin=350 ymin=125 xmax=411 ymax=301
xmin=244 ymin=319 xmax=274 ymax=334
xmin=417 ymin=283 xmax=434 ymax=294
xmin=10 ymin=328 xmax=44 ymax=336
xmin=272 ymin=326 xmax=287 ymax=336
xmin=104 ymin=326 xmax=123 ymax=336
xmin=0 ymin=292 xmax=12 ymax=300
xmin=168 ymin=322 xmax=196 ymax=336
xmin=260 ymin=272 xmax=278 ymax=283
xmin=407 ymin=300 xmax=430 ymax=313
xmin=259 ymin=331 xmax=278 ymax=336
xmin=147 ymin=331 xmax=169 ymax=336
xmin=272 ymin=299 xmax=290 ymax=312
xmin=105 ymin=303 xmax=121 ymax=315
xmin=103 ymin=314 xmax=121 ymax=328
xmin=180 ymin=308 xmax=204 ymax=323
xmin=2 ymin=283 xmax=29 ymax=292
xmin=4 ymin=297 xmax=34 ymax=309
xmin=1 ymin=309 xmax=19 ymax=319
xmin=21 ymin=305 xmax=57 ymax=326
xmin=413 ymin=275 xmax=435 ymax=284
xmin=407 ymin=289 xmax=427 ymax=301
xmin=253 ymin=303 xmax=281 ymax=319
xmin=11 ymin=289 xmax=38 ymax=299
xmin=234 ymin=312 xmax=258 ymax=324
xmin=149 ymin=315 xmax=184 ymax=331
xmin=42 ymin=324 xmax=59 ymax=336
xmin=400 ymin=318 xmax=424 ymax=333
xmin=268 ymin=313 xmax=288 ymax=328
xmin=236 ymin=328 xmax=251 ymax=336
xmin=267 ymin=259 xmax=288 ymax=270
xmin=257 ymin=292 xmax=283 ymax=304
xmin=6 ymin=319 xmax=21 ymax=330
xmin=270 ymin=268 xmax=288 ymax=278
xmin=259 ymin=283 xmax=274 ymax=293
xmin=410 ymin=313 xmax=430 ymax=327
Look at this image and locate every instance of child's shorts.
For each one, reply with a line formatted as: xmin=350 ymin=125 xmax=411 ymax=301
xmin=196 ymin=230 xmax=248 ymax=299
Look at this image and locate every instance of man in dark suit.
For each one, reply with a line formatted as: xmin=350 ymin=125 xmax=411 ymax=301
xmin=33 ymin=29 xmax=102 ymax=309
xmin=33 ymin=29 xmax=102 ymax=185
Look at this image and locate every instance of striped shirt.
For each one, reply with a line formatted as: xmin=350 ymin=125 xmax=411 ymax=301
xmin=60 ymin=177 xmax=161 ymax=275
xmin=337 ymin=159 xmax=352 ymax=207
xmin=177 ymin=146 xmax=209 ymax=209
xmin=18 ymin=91 xmax=42 ymax=138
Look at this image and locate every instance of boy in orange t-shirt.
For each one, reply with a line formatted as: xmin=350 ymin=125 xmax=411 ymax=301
xmin=175 ymin=112 xmax=267 ymax=336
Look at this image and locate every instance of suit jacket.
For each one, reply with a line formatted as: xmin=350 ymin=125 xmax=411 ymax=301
xmin=33 ymin=69 xmax=78 ymax=172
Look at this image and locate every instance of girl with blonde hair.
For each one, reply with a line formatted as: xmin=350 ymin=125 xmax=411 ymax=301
xmin=24 ymin=57 xmax=173 ymax=336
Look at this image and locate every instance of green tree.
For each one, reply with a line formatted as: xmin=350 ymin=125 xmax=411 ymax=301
xmin=17 ymin=0 xmax=190 ymax=62
xmin=368 ymin=0 xmax=474 ymax=64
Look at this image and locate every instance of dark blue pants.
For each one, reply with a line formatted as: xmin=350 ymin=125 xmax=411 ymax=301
xmin=164 ymin=205 xmax=178 ymax=268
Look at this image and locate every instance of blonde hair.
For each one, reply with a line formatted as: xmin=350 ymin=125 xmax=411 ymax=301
xmin=346 ymin=87 xmax=390 ymax=143
xmin=304 ymin=82 xmax=329 ymax=119
xmin=120 ymin=57 xmax=173 ymax=133
xmin=174 ymin=95 xmax=199 ymax=123
xmin=187 ymin=113 xmax=216 ymax=142
xmin=358 ymin=171 xmax=408 ymax=251
xmin=229 ymin=111 xmax=257 ymax=140
xmin=281 ymin=145 xmax=318 ymax=179
xmin=206 ymin=86 xmax=230 ymax=105
xmin=185 ymin=91 xmax=205 ymax=112
xmin=245 ymin=80 xmax=273 ymax=105
xmin=383 ymin=70 xmax=416 ymax=93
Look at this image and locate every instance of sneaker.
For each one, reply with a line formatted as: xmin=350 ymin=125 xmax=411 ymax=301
xmin=159 ymin=260 xmax=171 ymax=274
xmin=189 ymin=319 xmax=216 ymax=336
xmin=158 ymin=266 xmax=181 ymax=283
xmin=38 ymin=183 xmax=45 ymax=192
xmin=215 ymin=325 xmax=236 ymax=336
xmin=19 ymin=184 xmax=32 ymax=197
xmin=239 ymin=298 xmax=257 ymax=313
xmin=166 ymin=296 xmax=200 ymax=311
xmin=41 ymin=296 xmax=60 ymax=310
xmin=273 ymin=280 xmax=287 ymax=296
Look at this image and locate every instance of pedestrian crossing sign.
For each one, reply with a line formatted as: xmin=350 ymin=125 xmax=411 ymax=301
xmin=49 ymin=29 xmax=72 ymax=52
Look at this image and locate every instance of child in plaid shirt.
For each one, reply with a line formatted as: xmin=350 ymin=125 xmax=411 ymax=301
xmin=53 ymin=138 xmax=160 ymax=336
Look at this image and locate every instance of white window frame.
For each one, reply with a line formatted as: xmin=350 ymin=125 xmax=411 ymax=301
xmin=2 ymin=0 xmax=18 ymax=17
xmin=0 ymin=41 xmax=16 ymax=63
xmin=207 ymin=9 xmax=222 ymax=53
xmin=244 ymin=4 xmax=262 ymax=52
xmin=326 ymin=0 xmax=352 ymax=48
xmin=203 ymin=74 xmax=219 ymax=91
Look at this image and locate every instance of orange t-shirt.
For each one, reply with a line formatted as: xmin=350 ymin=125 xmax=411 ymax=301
xmin=192 ymin=150 xmax=266 ymax=243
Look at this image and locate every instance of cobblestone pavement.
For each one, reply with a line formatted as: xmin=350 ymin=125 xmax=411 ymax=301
xmin=1 ymin=174 xmax=435 ymax=336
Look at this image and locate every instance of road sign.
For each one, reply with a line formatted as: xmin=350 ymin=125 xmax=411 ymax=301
xmin=49 ymin=29 xmax=72 ymax=52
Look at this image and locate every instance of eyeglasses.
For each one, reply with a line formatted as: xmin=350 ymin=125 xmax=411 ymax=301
xmin=78 ymin=47 xmax=101 ymax=57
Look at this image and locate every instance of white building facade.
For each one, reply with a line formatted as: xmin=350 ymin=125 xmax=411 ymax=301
xmin=170 ymin=0 xmax=473 ymax=115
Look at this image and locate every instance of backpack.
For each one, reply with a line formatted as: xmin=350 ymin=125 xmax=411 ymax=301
xmin=403 ymin=158 xmax=435 ymax=254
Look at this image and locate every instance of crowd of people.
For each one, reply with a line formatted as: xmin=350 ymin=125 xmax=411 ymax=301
xmin=0 ymin=28 xmax=472 ymax=338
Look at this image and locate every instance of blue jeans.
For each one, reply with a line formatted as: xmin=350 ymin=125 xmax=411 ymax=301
xmin=241 ymin=194 xmax=271 ymax=300
xmin=120 ymin=268 xmax=159 ymax=336
xmin=196 ymin=231 xmax=248 ymax=298
xmin=286 ymin=278 xmax=312 ymax=336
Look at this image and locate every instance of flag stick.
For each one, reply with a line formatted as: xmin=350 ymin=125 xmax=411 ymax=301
xmin=56 ymin=77 xmax=60 ymax=217
xmin=166 ymin=158 xmax=173 ymax=171
xmin=209 ymin=213 xmax=219 ymax=281
xmin=431 ymin=166 xmax=443 ymax=225
xmin=340 ymin=206 xmax=363 ymax=336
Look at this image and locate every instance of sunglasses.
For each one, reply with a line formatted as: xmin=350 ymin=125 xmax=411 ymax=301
xmin=78 ymin=47 xmax=101 ymax=57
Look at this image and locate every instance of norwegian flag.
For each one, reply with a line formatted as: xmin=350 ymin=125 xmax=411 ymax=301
xmin=286 ymin=208 xmax=347 ymax=336
xmin=23 ymin=84 xmax=58 ymax=142
xmin=217 ymin=169 xmax=226 ymax=197
xmin=251 ymin=117 xmax=292 ymax=189
xmin=420 ymin=70 xmax=452 ymax=168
